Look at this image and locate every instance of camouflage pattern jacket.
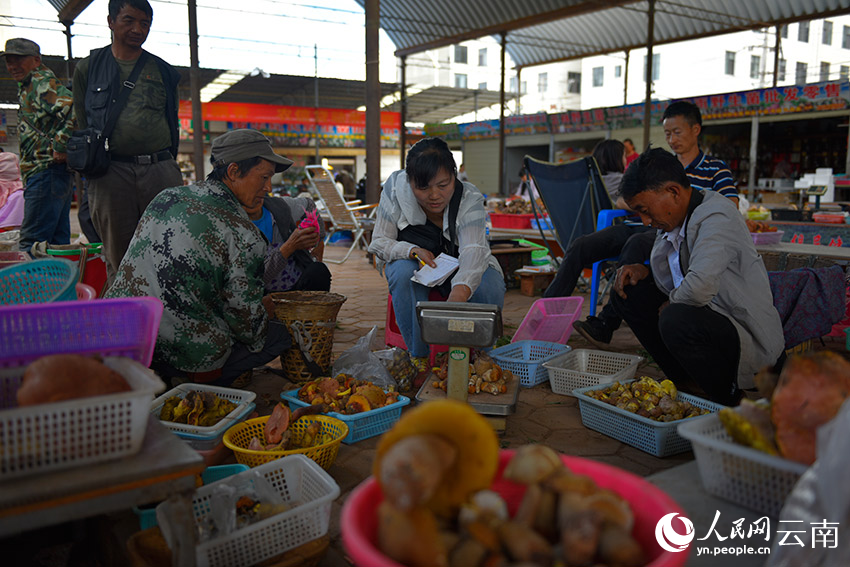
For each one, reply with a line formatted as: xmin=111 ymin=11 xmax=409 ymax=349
xmin=106 ymin=179 xmax=269 ymax=372
xmin=17 ymin=64 xmax=74 ymax=183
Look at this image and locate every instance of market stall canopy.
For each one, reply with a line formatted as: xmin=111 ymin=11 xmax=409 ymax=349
xmin=381 ymin=86 xmax=516 ymax=124
xmin=0 ymin=57 xmax=397 ymax=110
xmin=353 ymin=0 xmax=850 ymax=68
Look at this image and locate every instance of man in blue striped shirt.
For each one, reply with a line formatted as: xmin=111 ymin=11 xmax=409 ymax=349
xmin=574 ymin=100 xmax=739 ymax=347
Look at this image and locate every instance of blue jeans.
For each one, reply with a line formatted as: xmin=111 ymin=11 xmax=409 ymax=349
xmin=19 ymin=164 xmax=73 ymax=252
xmin=385 ymin=259 xmax=506 ymax=357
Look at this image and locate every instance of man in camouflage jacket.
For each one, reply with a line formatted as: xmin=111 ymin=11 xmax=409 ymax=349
xmin=1 ymin=38 xmax=74 ymax=251
xmin=106 ymin=129 xmax=294 ymax=387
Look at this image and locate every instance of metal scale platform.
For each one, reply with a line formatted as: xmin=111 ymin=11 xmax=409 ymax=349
xmin=413 ymin=301 xmax=518 ymax=432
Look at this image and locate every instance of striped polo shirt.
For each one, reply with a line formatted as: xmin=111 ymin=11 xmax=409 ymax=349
xmin=685 ymin=150 xmax=738 ymax=200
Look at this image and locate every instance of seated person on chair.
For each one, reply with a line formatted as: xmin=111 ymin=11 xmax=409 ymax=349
xmin=368 ymin=137 xmax=505 ymax=371
xmin=543 ymin=139 xmax=652 ymax=302
xmin=243 ymin=194 xmax=332 ymax=293
xmin=610 ymin=148 xmax=783 ymax=405
xmin=573 ymin=100 xmax=740 ymax=346
xmin=106 ymin=129 xmax=293 ymax=387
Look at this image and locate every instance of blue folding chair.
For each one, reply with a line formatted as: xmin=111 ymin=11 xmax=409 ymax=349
xmin=588 ymin=209 xmax=629 ymax=316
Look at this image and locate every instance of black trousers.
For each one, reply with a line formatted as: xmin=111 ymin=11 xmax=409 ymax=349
xmin=609 ymin=276 xmax=741 ymax=405
xmin=291 ymin=261 xmax=332 ymax=292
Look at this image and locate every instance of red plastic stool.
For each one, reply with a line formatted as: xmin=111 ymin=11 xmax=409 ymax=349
xmin=385 ymin=291 xmax=449 ymax=366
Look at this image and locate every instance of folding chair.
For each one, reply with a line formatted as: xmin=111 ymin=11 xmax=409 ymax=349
xmin=305 ymin=165 xmax=377 ymax=264
xmin=523 ymin=155 xmax=616 ymax=259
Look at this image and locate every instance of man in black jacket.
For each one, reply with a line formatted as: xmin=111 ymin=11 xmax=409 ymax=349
xmin=72 ymin=0 xmax=182 ymax=283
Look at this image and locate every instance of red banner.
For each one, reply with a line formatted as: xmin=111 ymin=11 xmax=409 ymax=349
xmin=177 ymin=101 xmax=400 ymax=128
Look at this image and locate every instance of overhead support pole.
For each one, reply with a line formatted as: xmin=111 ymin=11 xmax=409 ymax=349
xmin=623 ymin=50 xmax=629 ymax=106
xmin=314 ymin=44 xmax=320 ymax=164
xmin=773 ymin=25 xmax=781 ymax=88
xmin=499 ymin=31 xmax=506 ymax=196
xmin=516 ymin=67 xmax=522 ymax=115
xmin=365 ymin=0 xmax=381 ymax=204
xmin=62 ymin=21 xmax=73 ymax=82
xmin=188 ymin=0 xmax=204 ymax=181
xmin=748 ymin=116 xmax=759 ymax=200
xmin=642 ymin=0 xmax=656 ymax=150
xmin=400 ymin=55 xmax=407 ymax=170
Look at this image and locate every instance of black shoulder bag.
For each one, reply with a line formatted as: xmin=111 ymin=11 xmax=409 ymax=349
xmin=397 ymin=179 xmax=463 ymax=297
xmin=67 ymin=52 xmax=149 ymax=178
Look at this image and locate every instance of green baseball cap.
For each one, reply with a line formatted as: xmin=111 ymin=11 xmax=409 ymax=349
xmin=0 ymin=38 xmax=40 ymax=57
xmin=211 ymin=129 xmax=293 ymax=173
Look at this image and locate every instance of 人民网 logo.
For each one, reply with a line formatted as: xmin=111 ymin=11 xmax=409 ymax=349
xmin=655 ymin=512 xmax=695 ymax=553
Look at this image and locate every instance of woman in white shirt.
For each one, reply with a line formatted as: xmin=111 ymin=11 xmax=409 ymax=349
xmin=368 ymin=137 xmax=504 ymax=370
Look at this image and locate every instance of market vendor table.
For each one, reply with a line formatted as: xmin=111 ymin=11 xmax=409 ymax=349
xmin=0 ymin=416 xmax=204 ymax=567
xmin=755 ymin=240 xmax=850 ymax=271
xmin=647 ymin=461 xmax=771 ymax=567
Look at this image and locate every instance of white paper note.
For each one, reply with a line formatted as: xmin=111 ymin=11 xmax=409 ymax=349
xmin=411 ymin=253 xmax=459 ymax=287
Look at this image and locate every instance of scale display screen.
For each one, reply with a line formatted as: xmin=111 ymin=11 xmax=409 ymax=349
xmin=806 ymin=185 xmax=828 ymax=196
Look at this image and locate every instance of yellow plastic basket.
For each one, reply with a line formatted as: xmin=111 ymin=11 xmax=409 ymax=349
xmin=223 ymin=415 xmax=348 ymax=470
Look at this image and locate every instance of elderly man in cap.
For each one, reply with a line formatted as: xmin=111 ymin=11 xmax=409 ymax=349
xmin=107 ymin=129 xmax=295 ymax=387
xmin=1 ymin=38 xmax=75 ymax=252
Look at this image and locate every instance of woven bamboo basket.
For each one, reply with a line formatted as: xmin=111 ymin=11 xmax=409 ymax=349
xmin=270 ymin=291 xmax=346 ymax=383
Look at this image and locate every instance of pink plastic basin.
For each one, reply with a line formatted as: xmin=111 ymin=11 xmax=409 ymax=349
xmin=341 ymin=449 xmax=689 ymax=567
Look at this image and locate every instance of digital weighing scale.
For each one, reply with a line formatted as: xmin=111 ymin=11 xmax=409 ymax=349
xmin=414 ymin=301 xmax=518 ymax=432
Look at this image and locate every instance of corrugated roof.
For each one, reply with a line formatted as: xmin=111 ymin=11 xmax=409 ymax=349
xmin=354 ymin=0 xmax=850 ymax=68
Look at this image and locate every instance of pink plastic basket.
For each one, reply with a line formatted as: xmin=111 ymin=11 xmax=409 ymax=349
xmin=341 ymin=449 xmax=688 ymax=567
xmin=512 ymin=296 xmax=584 ymax=343
xmin=0 ymin=297 xmax=163 ymax=369
xmin=750 ymin=230 xmax=784 ymax=245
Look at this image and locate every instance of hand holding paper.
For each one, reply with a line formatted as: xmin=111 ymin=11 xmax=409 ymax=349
xmin=411 ymin=253 xmax=459 ymax=287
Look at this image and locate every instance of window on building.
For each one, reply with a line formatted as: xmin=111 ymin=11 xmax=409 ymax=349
xmin=779 ymin=25 xmax=788 ymax=38
xmin=478 ymin=81 xmax=487 ymax=91
xmin=750 ymin=55 xmax=761 ymax=79
xmin=538 ymin=72 xmax=548 ymax=93
xmin=509 ymin=77 xmax=527 ymax=94
xmin=454 ymin=73 xmax=467 ymax=89
xmin=842 ymin=65 xmax=849 ymax=81
xmin=592 ymin=66 xmax=604 ymax=87
xmin=454 ymin=45 xmax=467 ymax=64
xmin=844 ymin=26 xmax=850 ymax=49
xmin=796 ymin=62 xmax=808 ymax=84
xmin=821 ymin=62 xmax=831 ymax=82
xmin=823 ymin=21 xmax=833 ymax=45
xmin=643 ymin=53 xmax=660 ymax=82
xmin=725 ymin=51 xmax=735 ymax=75
xmin=521 ymin=80 xmax=527 ymax=94
xmin=567 ymin=72 xmax=581 ymax=94
xmin=798 ymin=21 xmax=809 ymax=42
xmin=778 ymin=58 xmax=786 ymax=81
xmin=509 ymin=76 xmax=516 ymax=92
xmin=478 ymin=48 xmax=487 ymax=66
xmin=614 ymin=65 xmax=622 ymax=78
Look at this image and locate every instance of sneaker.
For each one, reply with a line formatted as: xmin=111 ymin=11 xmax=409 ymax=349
xmin=573 ymin=316 xmax=614 ymax=349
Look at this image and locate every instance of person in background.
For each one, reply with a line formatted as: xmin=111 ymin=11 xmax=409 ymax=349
xmin=0 ymin=152 xmax=25 ymax=229
xmin=611 ymin=148 xmax=783 ymax=405
xmin=514 ymin=166 xmax=540 ymax=200
xmin=623 ymin=138 xmax=639 ymax=166
xmin=369 ymin=137 xmax=505 ymax=373
xmin=1 ymin=38 xmax=74 ymax=252
xmin=243 ymin=194 xmax=332 ymax=293
xmin=458 ymin=163 xmax=469 ymax=182
xmin=72 ymin=0 xmax=182 ymax=283
xmin=106 ymin=129 xmax=293 ymax=388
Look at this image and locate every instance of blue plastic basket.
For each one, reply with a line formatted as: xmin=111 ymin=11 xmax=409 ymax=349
xmin=490 ymin=340 xmax=571 ymax=387
xmin=132 ymin=464 xmax=249 ymax=529
xmin=280 ymin=388 xmax=410 ymax=444
xmin=0 ymin=258 xmax=78 ymax=305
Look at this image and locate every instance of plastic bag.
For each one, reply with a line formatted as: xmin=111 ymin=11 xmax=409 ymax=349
xmin=331 ymin=326 xmax=397 ymax=390
xmin=374 ymin=347 xmax=417 ymax=393
xmin=768 ymin=398 xmax=850 ymax=567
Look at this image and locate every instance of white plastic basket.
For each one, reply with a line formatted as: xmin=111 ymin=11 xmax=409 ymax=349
xmin=175 ymin=454 xmax=340 ymax=567
xmin=678 ymin=413 xmax=808 ymax=517
xmin=544 ymin=349 xmax=643 ymax=396
xmin=151 ymin=383 xmax=257 ymax=451
xmin=573 ymin=380 xmax=725 ymax=457
xmin=0 ymin=357 xmax=165 ymax=479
